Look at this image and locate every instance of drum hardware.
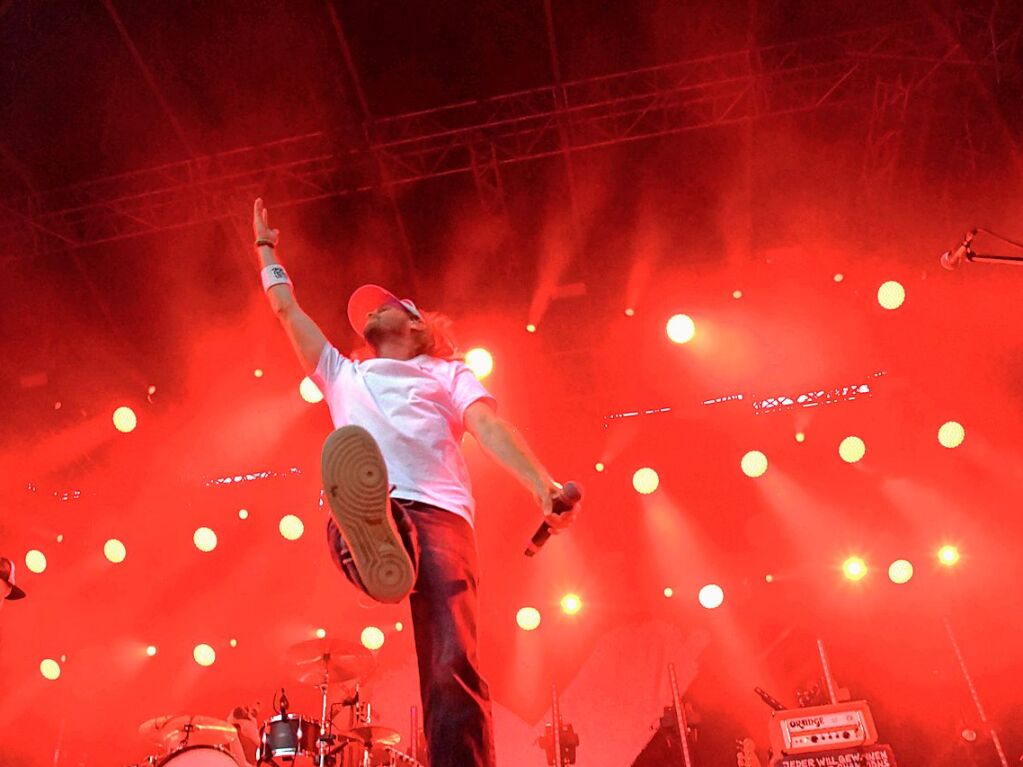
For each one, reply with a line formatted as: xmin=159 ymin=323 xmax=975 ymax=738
xmin=538 ymin=685 xmax=578 ymax=766
xmin=139 ymin=715 xmax=238 ymax=750
xmin=667 ymin=662 xmax=695 ymax=767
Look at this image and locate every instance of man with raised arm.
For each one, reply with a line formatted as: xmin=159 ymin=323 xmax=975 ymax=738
xmin=252 ymin=199 xmax=576 ymax=767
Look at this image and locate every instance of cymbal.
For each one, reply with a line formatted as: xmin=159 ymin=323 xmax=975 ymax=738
xmin=286 ymin=638 xmax=368 ymax=666
xmin=296 ymin=654 xmax=375 ymax=687
xmin=139 ymin=714 xmax=236 ymax=748
xmin=340 ymin=725 xmax=401 ymax=747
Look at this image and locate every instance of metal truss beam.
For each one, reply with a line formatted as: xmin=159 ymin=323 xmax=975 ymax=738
xmin=1 ymin=20 xmax=1002 ymax=260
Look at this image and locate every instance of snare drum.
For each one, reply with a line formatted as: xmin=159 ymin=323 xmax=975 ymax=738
xmin=158 ymin=745 xmax=238 ymax=767
xmin=257 ymin=713 xmax=322 ymax=761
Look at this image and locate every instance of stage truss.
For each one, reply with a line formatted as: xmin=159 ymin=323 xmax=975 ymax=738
xmin=2 ymin=14 xmax=1018 ymax=261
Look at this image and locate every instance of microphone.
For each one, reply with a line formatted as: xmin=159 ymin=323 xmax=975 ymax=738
xmin=940 ymin=230 xmax=976 ymax=271
xmin=524 ymin=482 xmax=582 ymax=557
xmin=279 ymin=688 xmax=289 ymax=717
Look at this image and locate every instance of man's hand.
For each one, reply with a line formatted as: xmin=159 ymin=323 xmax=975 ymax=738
xmin=539 ymin=480 xmax=580 ymax=534
xmin=253 ymin=198 xmax=280 ymax=246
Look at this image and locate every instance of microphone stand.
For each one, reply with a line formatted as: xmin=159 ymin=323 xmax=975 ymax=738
xmin=957 ymin=227 xmax=1023 ymax=267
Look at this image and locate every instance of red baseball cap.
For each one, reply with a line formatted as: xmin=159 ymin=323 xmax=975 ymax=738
xmin=1 ymin=556 xmax=26 ymax=600
xmin=347 ymin=284 xmax=422 ymax=339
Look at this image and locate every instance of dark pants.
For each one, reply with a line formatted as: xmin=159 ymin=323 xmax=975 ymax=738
xmin=327 ymin=500 xmax=497 ymax=767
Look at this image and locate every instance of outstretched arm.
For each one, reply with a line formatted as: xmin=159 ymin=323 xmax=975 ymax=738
xmin=253 ymin=198 xmax=329 ymax=375
xmin=463 ymin=399 xmax=576 ymax=531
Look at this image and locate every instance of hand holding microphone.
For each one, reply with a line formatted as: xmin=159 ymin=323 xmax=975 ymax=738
xmin=525 ymin=481 xmax=582 ymax=557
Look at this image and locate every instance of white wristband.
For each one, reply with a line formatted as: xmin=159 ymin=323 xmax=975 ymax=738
xmin=261 ymin=264 xmax=293 ymax=292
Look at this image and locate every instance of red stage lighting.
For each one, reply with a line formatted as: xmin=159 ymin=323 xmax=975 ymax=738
xmin=146 ymin=645 xmax=157 ymax=657
xmin=937 ymin=545 xmax=960 ymax=566
xmin=104 ymin=539 xmax=127 ymax=564
xmin=279 ymin=515 xmax=305 ymax=541
xmin=888 ymin=559 xmax=914 ymax=584
xmin=938 ymin=421 xmax=965 ymax=449
xmin=40 ymin=659 xmax=61 ymax=680
xmin=594 ymin=462 xmax=605 ymax=472
xmin=25 ymin=549 xmax=46 ymax=574
xmin=877 ymin=280 xmax=906 ymax=310
xmin=253 ymin=368 xmax=264 ymax=378
xmin=741 ymin=450 xmax=768 ymax=478
xmin=842 ymin=556 xmax=867 ymax=581
xmin=300 ymin=376 xmax=324 ymax=404
xmin=666 ymin=314 xmax=696 ymax=344
xmin=113 ymin=406 xmax=137 ymax=433
xmin=516 ymin=607 xmax=541 ymax=631
xmin=193 ymin=527 xmax=217 ymax=553
xmin=193 ymin=644 xmax=216 ymax=667
xmin=526 ymin=323 xmax=537 ymax=333
xmin=839 ymin=436 xmax=866 ymax=463
xmin=560 ymin=593 xmax=582 ymax=615
xmin=698 ymin=584 xmax=724 ymax=609
xmin=632 ymin=467 xmax=659 ymax=495
xmin=315 ymin=628 xmax=327 ymax=639
xmin=465 ymin=348 xmax=494 ymax=380
xmin=662 ymin=587 xmax=674 ymax=598
xmin=361 ymin=626 xmax=385 ymax=650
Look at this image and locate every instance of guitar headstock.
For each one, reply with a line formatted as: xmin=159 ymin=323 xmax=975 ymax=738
xmin=736 ymin=737 xmax=763 ymax=767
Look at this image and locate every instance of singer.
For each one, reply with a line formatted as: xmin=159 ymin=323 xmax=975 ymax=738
xmin=252 ymin=199 xmax=577 ymax=767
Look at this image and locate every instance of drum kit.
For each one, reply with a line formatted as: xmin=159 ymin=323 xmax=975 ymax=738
xmin=126 ymin=638 xmax=425 ymax=767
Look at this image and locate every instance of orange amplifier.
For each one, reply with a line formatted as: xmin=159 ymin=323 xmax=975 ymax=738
xmin=769 ymin=701 xmax=878 ymax=756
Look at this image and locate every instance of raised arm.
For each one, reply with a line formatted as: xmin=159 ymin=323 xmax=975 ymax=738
xmin=253 ymin=198 xmax=329 ymax=375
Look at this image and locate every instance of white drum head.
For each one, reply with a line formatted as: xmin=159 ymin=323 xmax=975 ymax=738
xmin=159 ymin=745 xmax=237 ymax=767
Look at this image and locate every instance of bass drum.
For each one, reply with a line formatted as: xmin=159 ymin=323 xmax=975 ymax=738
xmin=158 ymin=745 xmax=238 ymax=767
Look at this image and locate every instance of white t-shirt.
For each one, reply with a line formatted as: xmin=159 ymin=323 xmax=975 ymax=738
xmin=312 ymin=344 xmax=496 ymax=527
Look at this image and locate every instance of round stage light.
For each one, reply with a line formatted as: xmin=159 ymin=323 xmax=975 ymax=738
xmin=632 ymin=467 xmax=659 ymax=495
xmin=877 ymin=280 xmax=906 ymax=310
xmin=833 ymin=273 xmax=844 ymax=283
xmin=229 ymin=638 xmax=238 ymax=648
xmin=698 ymin=584 xmax=724 ymax=609
xmin=732 ymin=290 xmax=743 ymax=299
xmin=315 ymin=628 xmax=326 ymax=639
xmin=560 ymin=593 xmax=582 ymax=616
xmin=516 ymin=607 xmax=541 ymax=631
xmin=299 ymin=377 xmax=324 ymax=404
xmin=40 ymin=659 xmax=61 ymax=680
xmin=279 ymin=515 xmax=305 ymax=541
xmin=361 ymin=626 xmax=385 ymax=651
xmin=104 ymin=539 xmax=127 ymax=564
xmin=56 ymin=534 xmax=64 ymax=543
xmin=765 ymin=574 xmax=774 ymax=583
xmin=526 ymin=323 xmax=537 ymax=333
xmin=193 ymin=644 xmax=216 ymax=667
xmin=594 ymin=462 xmax=605 ymax=472
xmin=795 ymin=432 xmax=806 ymax=443
xmin=839 ymin=436 xmax=866 ymax=463
xmin=938 ymin=421 xmax=965 ymax=449
xmin=147 ymin=385 xmax=157 ymax=396
xmin=624 ymin=308 xmax=635 ymax=317
xmin=663 ymin=587 xmax=674 ymax=598
xmin=146 ymin=645 xmax=157 ymax=657
xmin=253 ymin=368 xmax=264 ymax=378
xmin=666 ymin=314 xmax=696 ymax=344
xmin=25 ymin=549 xmax=46 ymax=574
xmin=842 ymin=556 xmax=867 ymax=581
xmin=888 ymin=559 xmax=914 ymax=584
xmin=937 ymin=545 xmax=960 ymax=566
xmin=193 ymin=527 xmax=217 ymax=553
xmin=238 ymin=508 xmax=249 ymax=520
xmin=741 ymin=450 xmax=768 ymax=478
xmin=394 ymin=622 xmax=404 ymax=632
xmin=112 ymin=406 xmax=138 ymax=434
xmin=465 ymin=347 xmax=494 ymax=380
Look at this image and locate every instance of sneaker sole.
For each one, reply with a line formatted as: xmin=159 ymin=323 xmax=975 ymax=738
xmin=321 ymin=425 xmax=415 ymax=603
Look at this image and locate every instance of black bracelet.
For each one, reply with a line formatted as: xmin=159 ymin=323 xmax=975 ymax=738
xmin=255 ymin=239 xmax=277 ymax=249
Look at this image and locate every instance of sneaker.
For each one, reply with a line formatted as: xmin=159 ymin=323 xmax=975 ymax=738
xmin=321 ymin=425 xmax=416 ymax=603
